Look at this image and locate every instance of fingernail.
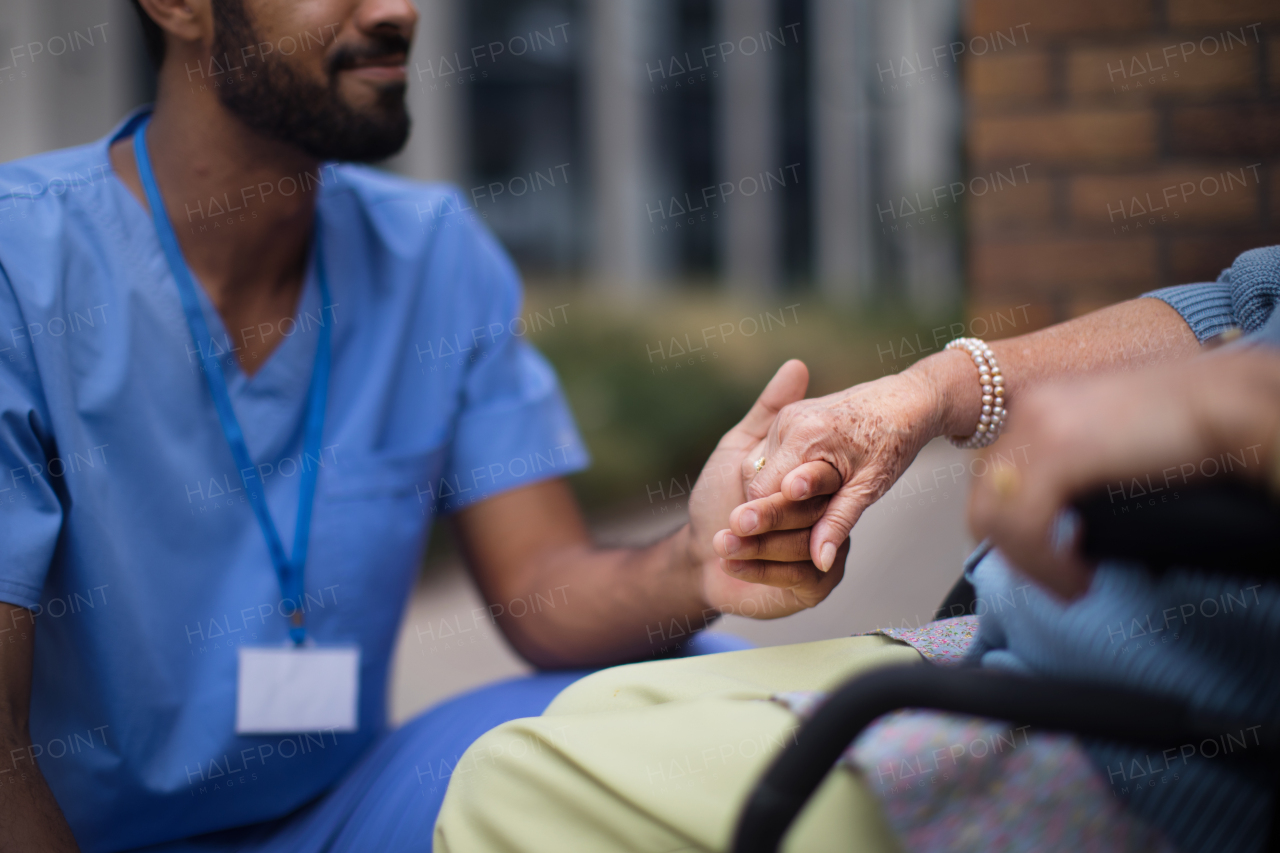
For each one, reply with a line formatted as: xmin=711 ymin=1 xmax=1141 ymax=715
xmin=792 ymin=479 xmax=810 ymax=500
xmin=739 ymin=509 xmax=758 ymax=534
xmin=819 ymin=541 xmax=837 ymax=572
xmin=722 ymin=533 xmax=742 ymax=555
xmin=1049 ymin=508 xmax=1081 ymax=557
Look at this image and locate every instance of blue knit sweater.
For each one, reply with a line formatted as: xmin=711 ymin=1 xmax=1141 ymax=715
xmin=1146 ymin=245 xmax=1280 ymax=341
xmin=971 ymin=245 xmax=1280 ymax=853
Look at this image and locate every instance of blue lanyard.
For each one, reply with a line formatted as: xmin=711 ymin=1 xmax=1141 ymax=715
xmin=133 ymin=116 xmax=330 ymax=645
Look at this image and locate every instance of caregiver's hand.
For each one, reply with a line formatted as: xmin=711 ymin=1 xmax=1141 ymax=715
xmin=968 ymin=348 xmax=1280 ymax=600
xmin=688 ymin=360 xmax=848 ymax=617
xmin=727 ymin=359 xmax=962 ymax=572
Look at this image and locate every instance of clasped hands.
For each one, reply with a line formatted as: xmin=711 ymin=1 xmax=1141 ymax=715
xmin=693 ymin=346 xmax=1280 ymax=619
xmin=687 ymin=358 xmax=941 ymax=619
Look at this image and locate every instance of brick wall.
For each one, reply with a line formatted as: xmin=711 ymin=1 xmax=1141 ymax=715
xmin=964 ymin=0 xmax=1280 ymax=324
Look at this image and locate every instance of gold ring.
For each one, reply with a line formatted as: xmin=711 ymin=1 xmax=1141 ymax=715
xmin=754 ymin=457 xmax=767 ymax=473
xmin=992 ymin=464 xmax=1020 ymax=499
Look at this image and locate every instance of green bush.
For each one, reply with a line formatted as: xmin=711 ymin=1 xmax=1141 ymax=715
xmin=524 ymin=288 xmax=959 ymax=515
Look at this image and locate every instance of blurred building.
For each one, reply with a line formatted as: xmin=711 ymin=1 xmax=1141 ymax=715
xmin=0 ymin=0 xmax=149 ymax=166
xmin=393 ymin=0 xmax=969 ymax=309
xmin=965 ymin=0 xmax=1280 ymax=324
xmin=2 ymin=0 xmax=980 ymax=311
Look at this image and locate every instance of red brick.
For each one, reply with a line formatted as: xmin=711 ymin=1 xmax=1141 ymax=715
xmin=1168 ymin=0 xmax=1280 ymax=28
xmin=969 ymin=177 xmax=1055 ymax=233
xmin=1066 ymin=38 xmax=1257 ymax=100
xmin=970 ymin=236 xmax=1160 ymax=302
xmin=1069 ymin=167 xmax=1261 ymax=226
xmin=971 ymin=109 xmax=1157 ymax=167
xmin=1169 ymin=105 xmax=1280 ymax=156
xmin=1169 ymin=233 xmax=1276 ymax=283
xmin=968 ymin=51 xmax=1053 ymax=104
xmin=969 ymin=0 xmax=1153 ymax=38
xmin=1271 ymin=167 xmax=1280 ymax=226
xmin=1271 ymin=36 xmax=1280 ymax=90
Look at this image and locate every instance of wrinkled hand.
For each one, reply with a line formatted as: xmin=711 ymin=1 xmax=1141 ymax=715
xmin=968 ymin=349 xmax=1280 ymax=599
xmin=688 ymin=360 xmax=848 ymax=618
xmin=724 ymin=370 xmax=944 ymax=572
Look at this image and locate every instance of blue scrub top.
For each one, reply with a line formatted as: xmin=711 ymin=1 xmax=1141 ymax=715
xmin=0 ymin=109 xmax=588 ymax=852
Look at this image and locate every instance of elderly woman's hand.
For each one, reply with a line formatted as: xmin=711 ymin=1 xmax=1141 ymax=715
xmin=715 ymin=350 xmax=977 ymax=572
xmin=688 ymin=360 xmax=851 ymax=618
xmin=968 ymin=347 xmax=1280 ymax=599
xmin=714 ymin=298 xmax=1209 ymax=576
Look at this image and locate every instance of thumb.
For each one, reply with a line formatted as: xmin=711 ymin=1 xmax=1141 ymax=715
xmin=808 ymin=480 xmax=875 ymax=571
xmin=732 ymin=359 xmax=809 ymax=442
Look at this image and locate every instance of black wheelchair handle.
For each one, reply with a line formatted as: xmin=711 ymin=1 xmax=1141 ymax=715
xmin=731 ymin=665 xmax=1278 ymax=853
xmin=1072 ymin=476 xmax=1280 ymax=575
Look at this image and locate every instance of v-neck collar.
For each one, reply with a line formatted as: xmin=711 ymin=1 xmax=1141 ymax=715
xmin=104 ymin=106 xmax=324 ymax=401
xmin=189 ymin=250 xmax=322 ymax=400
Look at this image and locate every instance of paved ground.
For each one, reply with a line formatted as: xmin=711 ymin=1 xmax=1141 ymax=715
xmin=387 ymin=438 xmax=977 ymax=725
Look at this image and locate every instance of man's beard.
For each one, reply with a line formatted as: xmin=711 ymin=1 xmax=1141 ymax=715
xmin=212 ymin=0 xmax=410 ymax=162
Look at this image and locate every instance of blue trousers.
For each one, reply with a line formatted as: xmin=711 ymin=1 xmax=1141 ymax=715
xmin=131 ymin=633 xmax=751 ymax=853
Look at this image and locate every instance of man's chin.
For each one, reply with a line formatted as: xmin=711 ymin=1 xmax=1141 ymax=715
xmin=308 ymin=88 xmax=410 ymax=162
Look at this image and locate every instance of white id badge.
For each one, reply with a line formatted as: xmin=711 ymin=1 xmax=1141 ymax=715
xmin=236 ymin=645 xmax=360 ymax=735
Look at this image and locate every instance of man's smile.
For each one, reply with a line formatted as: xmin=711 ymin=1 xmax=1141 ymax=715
xmin=340 ymin=54 xmax=407 ymax=83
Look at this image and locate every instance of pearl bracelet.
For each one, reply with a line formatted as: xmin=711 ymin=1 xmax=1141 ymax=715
xmin=944 ymin=337 xmax=1006 ymax=449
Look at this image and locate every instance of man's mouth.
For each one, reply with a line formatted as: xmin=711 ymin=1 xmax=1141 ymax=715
xmin=330 ymin=37 xmax=411 ymax=84
xmin=341 ymin=55 xmax=407 ymax=82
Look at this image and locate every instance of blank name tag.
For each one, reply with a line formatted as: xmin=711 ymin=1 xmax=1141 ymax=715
xmin=236 ymin=646 xmax=360 ymax=735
